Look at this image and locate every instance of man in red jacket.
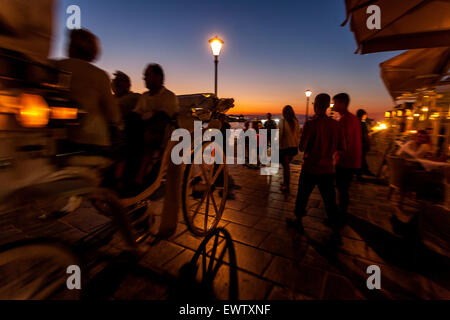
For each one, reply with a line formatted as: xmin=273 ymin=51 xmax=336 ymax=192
xmin=332 ymin=93 xmax=362 ymax=227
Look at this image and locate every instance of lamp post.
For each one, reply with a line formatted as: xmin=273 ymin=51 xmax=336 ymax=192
xmin=305 ymin=89 xmax=312 ymax=121
xmin=209 ymin=36 xmax=224 ymax=97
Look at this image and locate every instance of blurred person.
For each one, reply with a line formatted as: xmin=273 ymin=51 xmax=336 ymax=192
xmin=243 ymin=121 xmax=250 ymax=163
xmin=133 ymin=63 xmax=178 ymax=120
xmin=279 ymin=105 xmax=301 ymax=193
xmin=131 ymin=63 xmax=180 ymax=236
xmin=356 ymin=109 xmax=374 ymax=180
xmin=245 ymin=120 xmax=261 ymax=169
xmin=243 ymin=120 xmax=250 ymax=132
xmin=132 ymin=63 xmax=179 ymax=185
xmin=396 ymin=130 xmax=432 ymax=159
xmin=112 ymin=71 xmax=141 ymax=118
xmin=333 ymin=93 xmax=362 ymax=224
xmin=264 ymin=112 xmax=278 ymax=145
xmin=287 ymin=94 xmax=344 ymax=233
xmin=55 ymin=29 xmax=122 ymax=150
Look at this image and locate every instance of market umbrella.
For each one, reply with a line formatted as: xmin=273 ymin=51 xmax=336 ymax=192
xmin=380 ymin=46 xmax=450 ymax=100
xmin=343 ymin=0 xmax=450 ymax=54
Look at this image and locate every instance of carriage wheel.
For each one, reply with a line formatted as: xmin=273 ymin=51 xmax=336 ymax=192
xmin=178 ymin=228 xmax=238 ymax=300
xmin=182 ymin=141 xmax=229 ymax=236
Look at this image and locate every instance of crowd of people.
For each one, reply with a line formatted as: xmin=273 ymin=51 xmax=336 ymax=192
xmin=57 ymin=29 xmax=178 ymax=192
xmin=58 ymin=28 xmax=377 ymax=241
xmin=244 ymin=94 xmax=370 ymax=241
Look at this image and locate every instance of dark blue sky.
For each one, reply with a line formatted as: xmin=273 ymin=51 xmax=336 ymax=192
xmin=52 ymin=0 xmax=400 ymax=117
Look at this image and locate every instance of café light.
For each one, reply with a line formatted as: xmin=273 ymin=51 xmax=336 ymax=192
xmin=17 ymin=93 xmax=50 ymax=127
xmin=51 ymin=107 xmax=78 ymax=120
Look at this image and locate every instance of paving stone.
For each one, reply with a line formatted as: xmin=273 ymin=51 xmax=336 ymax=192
xmin=306 ymin=208 xmax=327 ymax=219
xmin=113 ymin=273 xmax=169 ymax=300
xmin=225 ymin=199 xmax=249 ymax=211
xmin=267 ymin=285 xmax=313 ymax=300
xmin=60 ymin=208 xmax=111 ymax=233
xmin=322 ymin=273 xmax=365 ymax=300
xmin=259 ymin=233 xmax=308 ymax=260
xmin=263 ymin=256 xmax=327 ymax=298
xmin=162 ymin=249 xmax=195 ymax=278
xmin=221 ymin=209 xmax=260 ymax=227
xmin=172 ymin=232 xmax=203 ymax=251
xmin=214 ymin=268 xmax=273 ymax=300
xmin=225 ymin=222 xmax=269 ymax=247
xmin=253 ymin=217 xmax=289 ymax=236
xmin=229 ymin=241 xmax=274 ymax=276
xmin=140 ymin=240 xmax=185 ymax=270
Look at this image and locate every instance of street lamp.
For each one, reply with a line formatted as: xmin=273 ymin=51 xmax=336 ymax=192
xmin=209 ymin=36 xmax=224 ymax=97
xmin=305 ymin=89 xmax=312 ymax=121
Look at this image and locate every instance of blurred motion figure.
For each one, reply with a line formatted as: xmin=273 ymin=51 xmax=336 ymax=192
xmin=55 ymin=29 xmax=122 ymax=149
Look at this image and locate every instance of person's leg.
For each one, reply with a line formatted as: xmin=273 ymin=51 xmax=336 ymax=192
xmin=317 ymin=174 xmax=341 ymax=227
xmin=293 ymin=170 xmax=316 ymax=219
xmin=281 ymin=155 xmax=291 ymax=192
xmin=285 ymin=155 xmax=294 ymax=188
xmin=336 ymin=166 xmax=353 ymax=219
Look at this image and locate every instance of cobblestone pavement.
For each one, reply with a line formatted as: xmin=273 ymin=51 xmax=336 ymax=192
xmin=1 ymin=150 xmax=449 ymax=300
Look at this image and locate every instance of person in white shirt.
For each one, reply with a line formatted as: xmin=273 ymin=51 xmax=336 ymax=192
xmin=133 ymin=63 xmax=181 ymax=237
xmin=396 ymin=130 xmax=432 ymax=159
xmin=55 ymin=29 xmax=121 ymax=148
xmin=133 ymin=64 xmax=179 ymax=121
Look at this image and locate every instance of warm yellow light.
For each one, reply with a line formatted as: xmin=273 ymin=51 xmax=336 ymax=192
xmin=385 ymin=112 xmax=391 ymax=118
xmin=373 ymin=122 xmax=388 ymax=131
xmin=407 ymin=116 xmax=414 ymax=120
xmin=392 ymin=111 xmax=396 ymax=117
xmin=397 ymin=110 xmax=403 ymax=117
xmin=209 ymin=36 xmax=224 ymax=56
xmin=17 ymin=94 xmax=50 ymax=127
xmin=414 ymin=113 xmax=420 ymax=117
xmin=51 ymin=107 xmax=78 ymax=120
xmin=405 ymin=109 xmax=412 ymax=116
xmin=305 ymin=89 xmax=312 ymax=98
xmin=409 ymin=130 xmax=417 ymax=134
xmin=421 ymin=107 xmax=429 ymax=112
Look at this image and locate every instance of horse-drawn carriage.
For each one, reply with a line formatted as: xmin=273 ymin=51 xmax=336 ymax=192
xmin=0 ymin=45 xmax=237 ymax=299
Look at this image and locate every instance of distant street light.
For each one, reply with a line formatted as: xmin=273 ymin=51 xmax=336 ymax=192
xmin=209 ymin=36 xmax=224 ymax=97
xmin=305 ymin=89 xmax=312 ymax=121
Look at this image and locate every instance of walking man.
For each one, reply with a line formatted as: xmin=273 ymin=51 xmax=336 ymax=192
xmin=287 ymin=94 xmax=344 ymax=233
xmin=332 ymin=93 xmax=362 ymax=225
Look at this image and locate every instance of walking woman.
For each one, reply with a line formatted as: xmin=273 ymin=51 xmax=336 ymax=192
xmin=279 ymin=105 xmax=301 ymax=193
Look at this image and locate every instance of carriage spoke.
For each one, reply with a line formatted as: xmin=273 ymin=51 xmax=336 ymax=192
xmin=204 ymin=191 xmax=210 ymax=231
xmin=192 ymin=188 xmax=208 ymax=224
xmin=209 ymin=192 xmax=220 ymax=215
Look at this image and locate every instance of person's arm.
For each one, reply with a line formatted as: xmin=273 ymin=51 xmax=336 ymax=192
xmin=99 ymin=71 xmax=122 ymax=128
xmin=299 ymin=121 xmax=310 ymax=152
xmin=337 ymin=121 xmax=346 ymax=152
xmin=295 ymin=121 xmax=301 ymax=145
